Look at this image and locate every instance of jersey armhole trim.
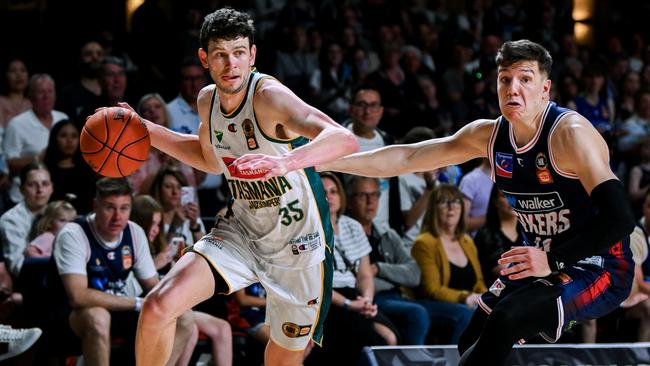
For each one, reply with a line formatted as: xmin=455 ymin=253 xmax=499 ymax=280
xmin=252 ymin=76 xmax=306 ymax=144
xmin=548 ymin=111 xmax=579 ymax=179
xmin=487 ymin=118 xmax=501 ymax=182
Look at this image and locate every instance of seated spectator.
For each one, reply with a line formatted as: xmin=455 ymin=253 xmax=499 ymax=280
xmin=3 ymin=74 xmax=66 ymax=204
xmin=308 ymin=173 xmax=397 ymax=365
xmin=0 ymin=162 xmax=52 ymax=277
xmin=233 ymin=283 xmax=268 ymax=345
xmin=459 ymin=158 xmax=493 ymax=236
xmin=347 ymin=175 xmax=430 ymax=345
xmin=43 ymin=119 xmax=97 ymax=214
xmin=150 ymin=166 xmax=205 ymax=245
xmin=130 ymin=195 xmax=232 ymax=366
xmin=0 ymin=239 xmax=22 ymax=324
xmin=24 ymin=200 xmax=76 ymax=259
xmin=0 ymin=57 xmax=31 ymax=138
xmin=619 ymin=91 xmax=650 ymax=155
xmin=50 ymin=178 xmax=193 ymax=364
xmin=411 ymin=184 xmax=487 ymax=344
xmin=128 ymin=93 xmax=196 ymax=194
xmin=618 ymin=226 xmax=650 ymax=341
xmin=572 ymin=66 xmax=615 ymax=135
xmin=473 ymin=185 xmax=523 ymax=285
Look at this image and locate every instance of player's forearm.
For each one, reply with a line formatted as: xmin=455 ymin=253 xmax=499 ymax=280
xmin=145 ymin=121 xmax=218 ymax=174
xmin=285 ymin=125 xmax=358 ymax=172
xmin=319 ymin=144 xmax=414 ymax=177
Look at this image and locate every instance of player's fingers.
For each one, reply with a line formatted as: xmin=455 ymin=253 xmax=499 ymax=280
xmin=500 ymin=262 xmax=527 ymax=276
xmin=508 ymin=270 xmax=532 ymax=280
xmin=498 ymin=254 xmax=527 ymax=265
xmin=118 ymin=102 xmax=135 ymax=111
xmin=501 ymin=246 xmax=528 ymax=257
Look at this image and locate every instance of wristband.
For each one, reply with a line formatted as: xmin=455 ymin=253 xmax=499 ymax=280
xmin=135 ymin=297 xmax=143 ymax=312
xmin=546 ymin=252 xmax=565 ymax=273
xmin=343 ymin=298 xmax=351 ymax=309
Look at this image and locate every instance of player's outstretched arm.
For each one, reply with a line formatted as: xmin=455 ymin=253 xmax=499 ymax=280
xmin=319 ymin=119 xmax=495 ymax=177
xmin=233 ymin=80 xmax=359 ymax=179
xmin=119 ymin=86 xmax=223 ymax=175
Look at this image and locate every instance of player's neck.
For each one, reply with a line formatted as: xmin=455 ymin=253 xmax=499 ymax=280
xmin=510 ymin=101 xmax=547 ymax=147
xmin=218 ymin=89 xmax=247 ymax=115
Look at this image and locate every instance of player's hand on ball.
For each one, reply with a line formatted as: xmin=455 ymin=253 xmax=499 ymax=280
xmin=233 ymin=154 xmax=290 ymax=180
xmin=498 ymin=246 xmax=552 ymax=279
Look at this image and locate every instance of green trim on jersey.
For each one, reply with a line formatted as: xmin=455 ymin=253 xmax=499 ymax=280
xmin=251 ymin=76 xmax=305 ymax=144
xmin=312 ymin=248 xmax=333 ymax=346
xmin=221 ymin=71 xmax=257 ymax=119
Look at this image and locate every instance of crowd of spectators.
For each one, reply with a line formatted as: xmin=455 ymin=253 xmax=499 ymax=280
xmin=2 ymin=0 xmax=650 ymax=364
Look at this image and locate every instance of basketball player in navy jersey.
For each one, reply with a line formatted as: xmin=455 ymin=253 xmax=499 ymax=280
xmin=310 ymin=40 xmax=636 ymax=365
xmin=119 ymin=7 xmax=358 ymax=366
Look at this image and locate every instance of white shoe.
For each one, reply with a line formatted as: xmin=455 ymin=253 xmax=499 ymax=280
xmin=0 ymin=326 xmax=42 ymax=361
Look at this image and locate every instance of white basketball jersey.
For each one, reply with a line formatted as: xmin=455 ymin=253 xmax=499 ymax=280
xmin=208 ymin=72 xmax=332 ymax=268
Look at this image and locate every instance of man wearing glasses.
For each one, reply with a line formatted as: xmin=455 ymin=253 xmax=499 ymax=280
xmin=342 ymin=86 xmax=403 ymax=235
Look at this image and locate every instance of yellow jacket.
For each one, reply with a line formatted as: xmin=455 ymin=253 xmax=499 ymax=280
xmin=411 ymin=232 xmax=488 ymax=304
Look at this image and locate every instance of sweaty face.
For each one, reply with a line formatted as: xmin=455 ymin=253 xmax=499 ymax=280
xmin=497 ymin=61 xmax=551 ymax=124
xmin=200 ymin=37 xmax=256 ymax=95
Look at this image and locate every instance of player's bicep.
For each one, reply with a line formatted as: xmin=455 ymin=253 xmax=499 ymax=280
xmin=257 ymin=82 xmax=340 ymax=139
xmin=553 ymin=115 xmax=616 ymax=194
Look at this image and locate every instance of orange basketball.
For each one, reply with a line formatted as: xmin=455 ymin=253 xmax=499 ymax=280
xmin=80 ymin=107 xmax=150 ymax=178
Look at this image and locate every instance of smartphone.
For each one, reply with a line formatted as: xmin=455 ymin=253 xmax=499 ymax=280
xmin=168 ymin=236 xmax=184 ymax=256
xmin=180 ymin=186 xmax=195 ymax=206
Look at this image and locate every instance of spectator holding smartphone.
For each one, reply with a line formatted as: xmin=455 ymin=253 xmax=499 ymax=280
xmin=150 ymin=165 xmax=205 ymax=245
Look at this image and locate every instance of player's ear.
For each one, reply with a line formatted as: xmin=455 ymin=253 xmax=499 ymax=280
xmin=250 ymin=44 xmax=257 ymax=67
xmin=543 ymin=78 xmax=551 ymax=98
xmin=198 ymin=48 xmax=209 ymax=69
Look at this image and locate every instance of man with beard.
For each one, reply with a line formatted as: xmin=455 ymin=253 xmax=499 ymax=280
xmin=56 ymin=40 xmax=104 ymax=126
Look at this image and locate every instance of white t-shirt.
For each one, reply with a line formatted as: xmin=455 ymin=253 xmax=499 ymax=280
xmin=399 ymin=173 xmax=428 ymax=245
xmin=54 ymin=214 xmax=157 ymax=282
xmin=3 ymin=109 xmax=67 ymax=202
xmin=347 ymin=126 xmax=391 ymax=233
xmin=0 ymin=202 xmax=35 ymax=276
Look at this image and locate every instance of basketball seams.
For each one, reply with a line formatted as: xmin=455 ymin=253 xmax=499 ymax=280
xmin=81 ymin=107 xmax=150 ymax=178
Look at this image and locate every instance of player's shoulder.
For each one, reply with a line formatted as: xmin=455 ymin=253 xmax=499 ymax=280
xmin=551 ymin=111 xmax=598 ymax=142
xmin=197 ymin=84 xmax=216 ymax=103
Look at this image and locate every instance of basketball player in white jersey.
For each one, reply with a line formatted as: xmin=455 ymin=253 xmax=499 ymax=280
xmin=126 ymin=8 xmax=359 ymax=366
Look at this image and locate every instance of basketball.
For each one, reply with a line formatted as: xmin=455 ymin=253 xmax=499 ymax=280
xmin=80 ymin=107 xmax=150 ymax=178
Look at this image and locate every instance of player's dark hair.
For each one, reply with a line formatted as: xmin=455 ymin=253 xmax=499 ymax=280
xmin=496 ymin=40 xmax=553 ymax=77
xmin=95 ymin=177 xmax=132 ymax=199
xmin=200 ymin=8 xmax=255 ymax=51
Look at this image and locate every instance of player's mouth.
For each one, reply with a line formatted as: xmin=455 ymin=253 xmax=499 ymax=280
xmin=222 ymin=75 xmax=239 ymax=82
xmin=505 ymin=101 xmax=521 ymax=107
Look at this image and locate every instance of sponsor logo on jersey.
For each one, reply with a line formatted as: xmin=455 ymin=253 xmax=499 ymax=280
xmin=495 ymin=152 xmax=513 ymax=178
xmin=242 ymin=119 xmax=259 ymax=150
xmin=307 ymin=298 xmax=319 ymax=305
xmin=107 ymin=251 xmax=115 ymax=260
xmin=227 ymin=123 xmax=237 ymax=133
xmin=222 ymin=156 xmax=267 ymax=179
xmin=281 ymin=322 xmax=312 ymax=338
xmin=489 ymin=278 xmax=506 ymax=297
xmin=201 ymin=235 xmax=224 ymax=250
xmin=557 ymin=272 xmax=572 ymax=284
xmin=535 ymin=152 xmax=553 ymax=184
xmin=503 ymin=191 xmax=564 ymax=213
xmin=122 ymin=245 xmax=132 ymax=270
xmin=213 ymin=129 xmax=230 ymax=150
xmin=289 ymin=232 xmax=321 ymax=255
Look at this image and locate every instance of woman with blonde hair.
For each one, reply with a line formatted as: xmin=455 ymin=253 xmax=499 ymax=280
xmin=25 ymin=200 xmax=76 ymax=259
xmin=412 ymin=183 xmax=487 ymax=344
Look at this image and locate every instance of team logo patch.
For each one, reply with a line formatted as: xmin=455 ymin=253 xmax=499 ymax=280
xmin=281 ymin=322 xmax=312 ymax=338
xmin=222 ymin=156 xmax=267 ymax=179
xmin=495 ymin=152 xmax=513 ymax=178
xmin=228 ymin=123 xmax=237 ymax=133
xmin=307 ymin=298 xmax=319 ymax=305
xmin=214 ymin=129 xmax=223 ymax=143
xmin=489 ymin=278 xmax=506 ymax=297
xmin=535 ymin=152 xmax=553 ymax=184
xmin=242 ymin=119 xmax=259 ymax=150
xmin=107 ymin=251 xmax=115 ymax=260
xmin=121 ymin=246 xmax=132 ymax=270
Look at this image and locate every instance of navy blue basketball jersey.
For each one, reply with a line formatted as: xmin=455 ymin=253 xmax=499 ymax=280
xmin=76 ymin=216 xmax=135 ymax=296
xmin=488 ymin=101 xmax=622 ymax=267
